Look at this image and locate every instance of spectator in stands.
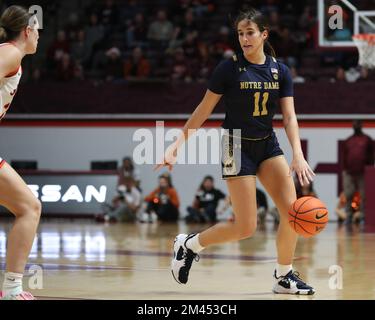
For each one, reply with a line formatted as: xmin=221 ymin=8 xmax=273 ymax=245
xmin=56 ymin=53 xmax=83 ymax=81
xmin=65 ymin=12 xmax=81 ymax=42
xmin=182 ymin=31 xmax=200 ymax=61
xmin=126 ymin=13 xmax=148 ymax=49
xmin=260 ymin=0 xmax=280 ymax=16
xmin=99 ymin=0 xmax=119 ymax=28
xmin=299 ymin=5 xmax=315 ymax=32
xmin=120 ymin=0 xmax=145 ymax=25
xmin=13 ymin=0 xmax=370 ymax=84
xmin=158 ymin=171 xmax=175 ymax=193
xmin=47 ymin=30 xmax=70 ymax=70
xmin=186 ymin=176 xmax=227 ymax=223
xmin=169 ymin=47 xmax=192 ymax=83
xmin=332 ymin=67 xmax=347 ymax=82
xmin=84 ymin=13 xmax=105 ymax=65
xmin=342 ymin=120 xmax=374 ymax=223
xmin=171 ymin=0 xmax=194 ymax=21
xmin=192 ymin=42 xmax=215 ymax=82
xmin=144 ymin=175 xmax=180 ymax=222
xmin=103 ymin=47 xmax=123 ymax=82
xmin=175 ymin=8 xmax=199 ymax=43
xmin=124 ymin=47 xmax=151 ymax=80
xmin=118 ymin=156 xmax=141 ymax=190
xmin=268 ymin=10 xmax=281 ymax=35
xmin=336 ymin=191 xmax=361 ymax=224
xmin=191 ymin=0 xmax=215 ymax=17
xmin=147 ymin=9 xmax=174 ymax=50
xmin=99 ymin=176 xmax=141 ymax=223
xmin=212 ymin=26 xmax=233 ymax=61
xmin=358 ymin=67 xmax=369 ymax=82
xmin=71 ymin=30 xmax=90 ymax=68
xmin=345 ymin=67 xmax=361 ymax=83
xmin=276 ymin=27 xmax=298 ymax=67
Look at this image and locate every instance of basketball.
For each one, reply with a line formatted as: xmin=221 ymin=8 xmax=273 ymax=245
xmin=288 ymin=196 xmax=329 ymax=238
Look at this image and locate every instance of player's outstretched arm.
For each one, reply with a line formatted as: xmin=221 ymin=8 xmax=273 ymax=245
xmin=154 ymin=89 xmax=222 ymax=171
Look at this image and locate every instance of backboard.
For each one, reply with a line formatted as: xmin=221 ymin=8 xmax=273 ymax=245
xmin=318 ymin=0 xmax=375 ymax=48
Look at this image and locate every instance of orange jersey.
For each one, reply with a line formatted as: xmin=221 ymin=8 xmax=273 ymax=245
xmin=145 ymin=187 xmax=180 ymax=208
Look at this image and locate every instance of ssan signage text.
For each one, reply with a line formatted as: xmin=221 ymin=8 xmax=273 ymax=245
xmin=28 ymin=185 xmax=107 ymax=203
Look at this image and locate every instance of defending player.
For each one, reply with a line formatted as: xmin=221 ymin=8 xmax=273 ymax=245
xmin=0 ymin=5 xmax=41 ymax=300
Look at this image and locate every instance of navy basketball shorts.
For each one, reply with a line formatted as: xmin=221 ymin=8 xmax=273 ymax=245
xmin=221 ymin=132 xmax=284 ymax=179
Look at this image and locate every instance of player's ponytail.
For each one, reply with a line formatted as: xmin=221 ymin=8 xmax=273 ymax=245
xmin=234 ymin=8 xmax=276 ymax=58
xmin=0 ymin=5 xmax=34 ymax=43
xmin=264 ymin=40 xmax=276 ymax=58
xmin=0 ymin=25 xmax=7 ymax=42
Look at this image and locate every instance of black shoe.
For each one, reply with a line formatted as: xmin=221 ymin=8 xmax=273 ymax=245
xmin=273 ymin=270 xmax=315 ymax=295
xmin=171 ymin=233 xmax=200 ymax=284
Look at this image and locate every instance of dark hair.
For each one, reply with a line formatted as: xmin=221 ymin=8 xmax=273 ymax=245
xmin=234 ymin=8 xmax=276 ymax=57
xmin=159 ymin=173 xmax=173 ymax=188
xmin=122 ymin=156 xmax=134 ymax=171
xmin=0 ymin=6 xmax=34 ymax=43
xmin=200 ymin=175 xmax=214 ymax=190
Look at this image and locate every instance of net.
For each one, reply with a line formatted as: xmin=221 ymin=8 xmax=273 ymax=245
xmin=352 ymin=34 xmax=375 ymax=69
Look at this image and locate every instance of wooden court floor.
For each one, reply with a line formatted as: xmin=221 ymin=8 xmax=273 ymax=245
xmin=0 ymin=219 xmax=374 ymax=300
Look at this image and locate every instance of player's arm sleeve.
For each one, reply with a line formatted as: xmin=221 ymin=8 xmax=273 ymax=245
xmin=0 ymin=94 xmax=3 ymax=115
xmin=279 ymin=64 xmax=294 ymax=98
xmin=207 ymin=60 xmax=230 ymax=95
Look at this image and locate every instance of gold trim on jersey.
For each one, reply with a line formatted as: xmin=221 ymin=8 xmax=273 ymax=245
xmin=223 ymin=134 xmax=271 ymax=141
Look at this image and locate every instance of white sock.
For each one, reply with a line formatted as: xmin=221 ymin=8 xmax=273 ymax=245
xmin=276 ymin=264 xmax=293 ymax=278
xmin=2 ymin=272 xmax=23 ymax=296
xmin=185 ymin=234 xmax=205 ymax=253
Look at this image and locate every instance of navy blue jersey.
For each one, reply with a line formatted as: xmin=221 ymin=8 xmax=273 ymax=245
xmin=208 ymin=53 xmax=293 ymax=139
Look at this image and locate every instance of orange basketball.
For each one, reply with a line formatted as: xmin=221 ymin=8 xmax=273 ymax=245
xmin=288 ymin=196 xmax=329 ymax=238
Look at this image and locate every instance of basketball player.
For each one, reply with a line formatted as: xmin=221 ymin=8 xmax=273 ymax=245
xmin=156 ymin=9 xmax=316 ymax=295
xmin=0 ymin=6 xmax=41 ymax=300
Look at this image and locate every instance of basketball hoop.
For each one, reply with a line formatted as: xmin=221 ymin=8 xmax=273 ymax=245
xmin=352 ymin=34 xmax=375 ymax=69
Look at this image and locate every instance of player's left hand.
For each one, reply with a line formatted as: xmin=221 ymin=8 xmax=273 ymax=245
xmin=289 ymin=154 xmax=315 ymax=186
xmin=153 ymin=142 xmax=178 ymax=172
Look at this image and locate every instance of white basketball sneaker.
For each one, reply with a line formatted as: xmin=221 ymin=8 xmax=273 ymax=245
xmin=171 ymin=233 xmax=200 ymax=284
xmin=273 ymin=270 xmax=315 ymax=295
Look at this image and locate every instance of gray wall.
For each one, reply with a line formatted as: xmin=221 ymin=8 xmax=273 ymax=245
xmin=1 ymin=125 xmax=374 ymax=218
